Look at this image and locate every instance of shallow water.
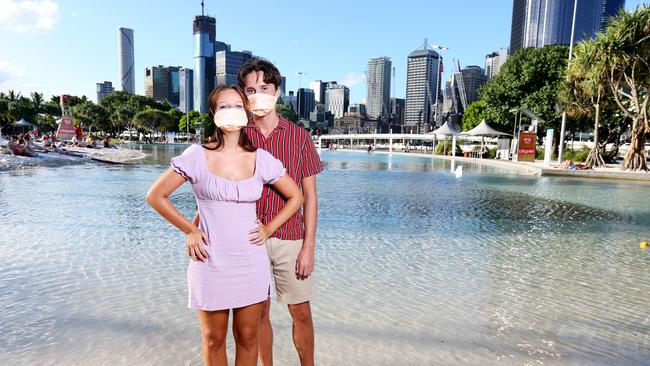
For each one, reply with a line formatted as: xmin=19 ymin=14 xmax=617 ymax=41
xmin=1 ymin=145 xmax=649 ymax=365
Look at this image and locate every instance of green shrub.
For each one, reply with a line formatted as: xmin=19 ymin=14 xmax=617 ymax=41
xmin=435 ymin=141 xmax=462 ymax=155
xmin=435 ymin=141 xmax=451 ymax=155
xmin=563 ymin=146 xmax=590 ymax=162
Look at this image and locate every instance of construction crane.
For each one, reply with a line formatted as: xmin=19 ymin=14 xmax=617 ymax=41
xmin=453 ymin=59 xmax=468 ymax=112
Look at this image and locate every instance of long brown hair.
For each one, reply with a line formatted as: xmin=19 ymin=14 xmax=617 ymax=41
xmin=204 ymin=85 xmax=256 ymax=152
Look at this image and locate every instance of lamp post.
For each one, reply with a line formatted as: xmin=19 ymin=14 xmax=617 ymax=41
xmin=558 ymin=0 xmax=578 ymax=164
xmin=297 ymin=71 xmax=306 ymax=121
xmin=430 ymin=44 xmax=448 ymax=127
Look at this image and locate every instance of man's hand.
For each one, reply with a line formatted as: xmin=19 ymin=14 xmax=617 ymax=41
xmin=295 ymin=245 xmax=314 ymax=278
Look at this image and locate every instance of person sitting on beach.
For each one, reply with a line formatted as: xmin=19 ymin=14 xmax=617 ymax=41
xmin=5 ymin=136 xmax=20 ymax=155
xmin=87 ymin=138 xmax=97 ymax=149
xmin=103 ymin=136 xmax=117 ymax=149
xmin=562 ymin=160 xmax=591 ymax=170
xmin=12 ymin=137 xmax=37 ymax=157
xmin=42 ymin=134 xmax=53 ymax=148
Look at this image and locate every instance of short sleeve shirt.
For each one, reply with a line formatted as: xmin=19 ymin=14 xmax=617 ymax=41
xmin=244 ymin=117 xmax=323 ymax=240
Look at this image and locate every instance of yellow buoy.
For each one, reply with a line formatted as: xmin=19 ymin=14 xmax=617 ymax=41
xmin=641 ymin=241 xmax=649 ymax=249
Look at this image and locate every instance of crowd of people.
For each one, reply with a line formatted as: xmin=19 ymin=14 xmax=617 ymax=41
xmin=2 ymin=128 xmax=119 ymax=158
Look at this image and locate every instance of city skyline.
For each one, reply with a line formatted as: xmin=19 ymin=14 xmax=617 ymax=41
xmin=0 ymin=0 xmax=645 ymax=105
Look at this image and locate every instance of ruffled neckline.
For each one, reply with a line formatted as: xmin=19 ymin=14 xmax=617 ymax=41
xmin=200 ymin=147 xmax=259 ymax=184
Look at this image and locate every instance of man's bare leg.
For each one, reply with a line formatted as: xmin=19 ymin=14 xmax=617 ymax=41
xmin=258 ymin=298 xmax=274 ymax=366
xmin=288 ymin=301 xmax=314 ymax=366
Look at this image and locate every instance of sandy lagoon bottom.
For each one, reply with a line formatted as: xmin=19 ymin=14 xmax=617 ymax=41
xmin=1 ymin=145 xmax=649 ymax=365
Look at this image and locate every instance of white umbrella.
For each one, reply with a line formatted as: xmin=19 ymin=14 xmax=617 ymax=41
xmin=462 ymin=119 xmax=511 ymax=137
xmin=429 ymin=121 xmax=459 ymax=137
xmin=461 ymin=120 xmax=511 ymax=158
xmin=429 ymin=121 xmax=460 ymax=155
xmin=13 ymin=118 xmax=34 ymax=127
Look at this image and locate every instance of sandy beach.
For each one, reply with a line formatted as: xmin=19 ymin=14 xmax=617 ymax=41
xmin=0 ymin=138 xmax=148 ymax=170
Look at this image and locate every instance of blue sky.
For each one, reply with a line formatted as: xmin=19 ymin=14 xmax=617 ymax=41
xmin=0 ymin=0 xmax=646 ymax=104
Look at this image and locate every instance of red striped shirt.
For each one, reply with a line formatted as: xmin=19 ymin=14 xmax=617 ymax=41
xmin=245 ymin=117 xmax=323 ymax=240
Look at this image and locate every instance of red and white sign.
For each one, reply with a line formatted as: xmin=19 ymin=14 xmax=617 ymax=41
xmin=517 ymin=131 xmax=537 ymax=162
xmin=56 ymin=116 xmax=76 ymax=140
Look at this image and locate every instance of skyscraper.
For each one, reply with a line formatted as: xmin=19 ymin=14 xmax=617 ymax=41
xmin=485 ymin=48 xmax=509 ymax=78
xmin=216 ymin=50 xmax=255 ymax=86
xmin=510 ymin=0 xmax=527 ymax=54
xmin=405 ymin=44 xmax=441 ymax=131
xmin=145 ymin=66 xmax=171 ymax=103
xmin=367 ymin=57 xmax=392 ymax=120
xmin=118 ymin=27 xmax=135 ymax=94
xmin=145 ymin=65 xmax=182 ymax=107
xmin=325 ymin=84 xmax=349 ymax=119
xmin=310 ymin=80 xmax=338 ymax=106
xmin=168 ymin=66 xmax=180 ymax=107
xmin=285 ymin=91 xmax=297 ymax=113
xmin=297 ymin=88 xmax=315 ymax=120
xmin=179 ymin=68 xmax=194 ymax=113
xmin=193 ymin=8 xmax=216 ymax=113
xmin=309 ymin=80 xmax=327 ymax=105
xmin=280 ymin=76 xmax=286 ymax=96
xmin=460 ymin=66 xmax=488 ymax=105
xmin=348 ymin=103 xmax=366 ymax=117
xmin=96 ymin=81 xmax=114 ymax=103
xmin=390 ymin=97 xmax=405 ymax=126
xmin=509 ymin=0 xmax=625 ymax=54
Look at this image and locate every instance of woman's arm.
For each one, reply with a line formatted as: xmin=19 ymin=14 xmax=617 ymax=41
xmin=249 ymin=174 xmax=303 ymax=244
xmin=146 ymin=168 xmax=209 ymax=261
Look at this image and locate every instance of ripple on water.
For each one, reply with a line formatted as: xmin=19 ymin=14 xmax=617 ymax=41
xmin=1 ymin=149 xmax=649 ymax=365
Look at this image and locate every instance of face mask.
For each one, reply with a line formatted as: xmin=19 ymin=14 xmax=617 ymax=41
xmin=213 ymin=108 xmax=248 ymax=132
xmin=248 ymin=93 xmax=278 ymax=116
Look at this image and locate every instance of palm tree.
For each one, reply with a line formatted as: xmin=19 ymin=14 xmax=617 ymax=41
xmin=599 ymin=6 xmax=650 ymax=171
xmin=7 ymin=90 xmax=21 ymax=101
xmin=567 ymin=39 xmax=608 ymax=167
xmin=30 ymin=92 xmax=44 ymax=114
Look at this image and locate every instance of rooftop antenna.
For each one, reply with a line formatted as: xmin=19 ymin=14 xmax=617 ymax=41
xmin=201 ymin=0 xmax=205 ymax=15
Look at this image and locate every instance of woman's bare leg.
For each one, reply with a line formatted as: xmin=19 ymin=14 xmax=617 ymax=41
xmin=198 ymin=309 xmax=230 ymax=366
xmin=232 ymin=302 xmax=264 ymax=366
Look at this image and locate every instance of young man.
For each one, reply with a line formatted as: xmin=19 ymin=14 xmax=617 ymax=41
xmin=238 ymin=59 xmax=322 ymax=366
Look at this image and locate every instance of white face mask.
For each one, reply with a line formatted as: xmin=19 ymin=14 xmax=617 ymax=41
xmin=213 ymin=108 xmax=248 ymax=132
xmin=248 ymin=93 xmax=278 ymax=116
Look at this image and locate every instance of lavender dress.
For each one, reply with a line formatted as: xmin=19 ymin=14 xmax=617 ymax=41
xmin=171 ymin=144 xmax=285 ymax=311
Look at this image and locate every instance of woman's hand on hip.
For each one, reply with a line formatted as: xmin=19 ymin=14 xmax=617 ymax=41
xmin=249 ymin=219 xmax=271 ymax=245
xmin=186 ymin=229 xmax=210 ymax=262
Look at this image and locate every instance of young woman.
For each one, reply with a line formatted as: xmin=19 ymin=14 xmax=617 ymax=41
xmin=146 ymin=85 xmax=303 ymax=366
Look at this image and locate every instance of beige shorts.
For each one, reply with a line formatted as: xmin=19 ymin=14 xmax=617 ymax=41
xmin=265 ymin=237 xmax=315 ymax=304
